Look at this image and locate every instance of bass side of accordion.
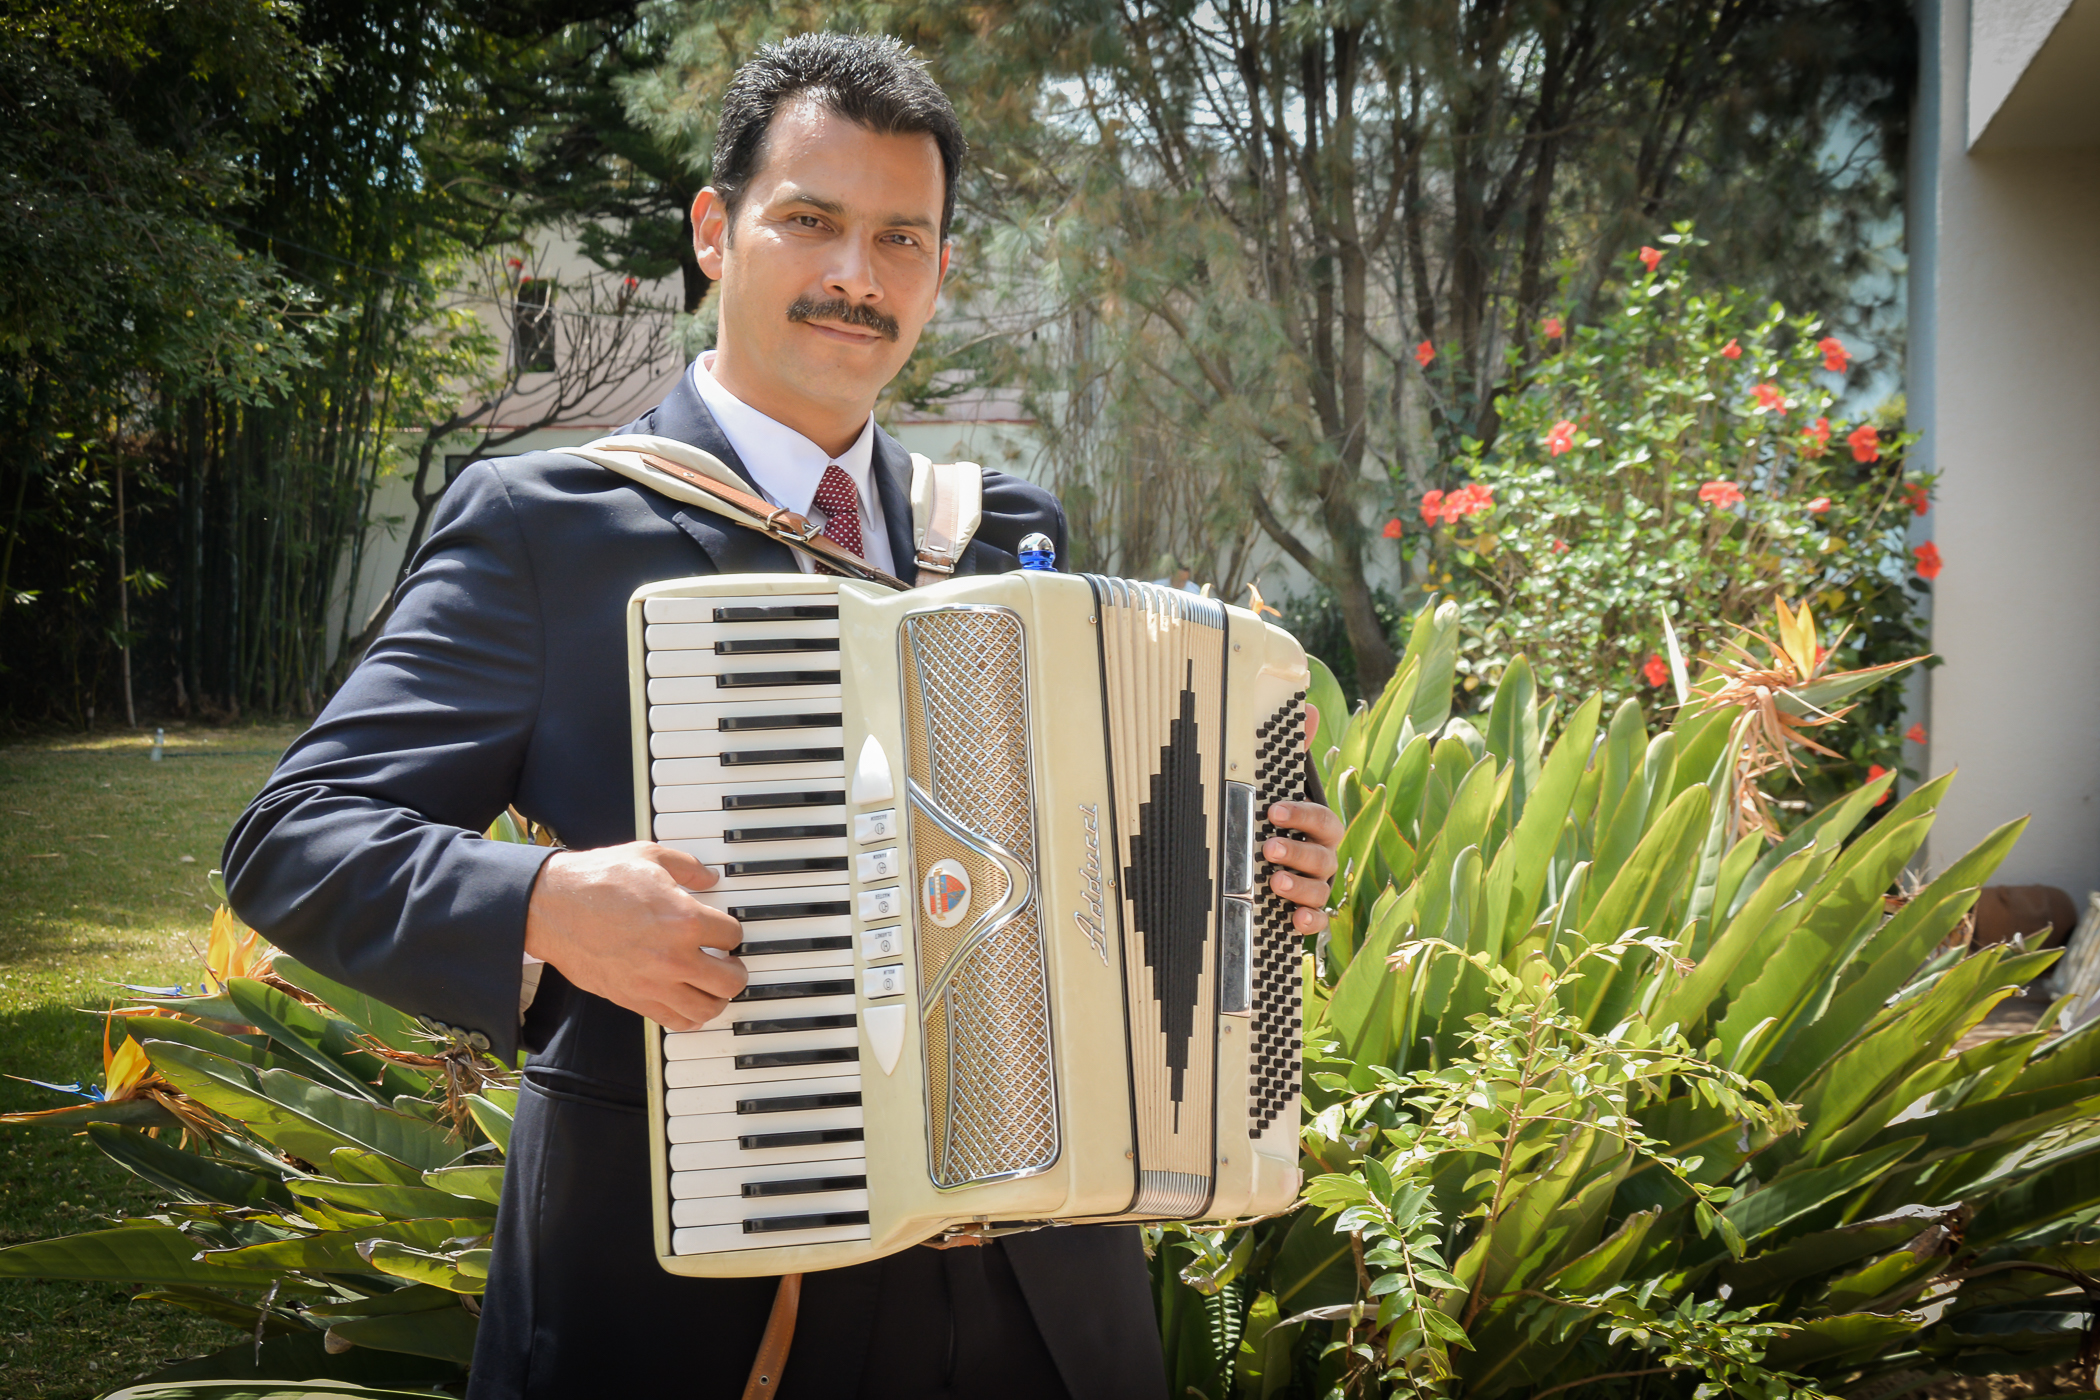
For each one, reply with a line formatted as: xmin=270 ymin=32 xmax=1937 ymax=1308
xmin=630 ymin=570 xmax=1309 ymax=1278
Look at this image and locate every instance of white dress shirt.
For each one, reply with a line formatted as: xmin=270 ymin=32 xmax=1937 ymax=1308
xmin=688 ymin=351 xmax=895 ymax=575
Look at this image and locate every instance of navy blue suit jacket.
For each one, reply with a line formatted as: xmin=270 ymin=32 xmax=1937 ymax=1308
xmin=223 ymin=369 xmax=1166 ymax=1399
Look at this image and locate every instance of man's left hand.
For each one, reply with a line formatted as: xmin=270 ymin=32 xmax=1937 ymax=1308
xmin=1265 ymin=704 xmax=1344 ymax=934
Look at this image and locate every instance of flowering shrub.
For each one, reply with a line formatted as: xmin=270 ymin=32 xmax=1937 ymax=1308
xmin=1417 ymin=226 xmax=1929 ymax=796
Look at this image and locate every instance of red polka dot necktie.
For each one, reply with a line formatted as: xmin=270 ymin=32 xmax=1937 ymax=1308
xmin=810 ymin=463 xmax=865 ymax=560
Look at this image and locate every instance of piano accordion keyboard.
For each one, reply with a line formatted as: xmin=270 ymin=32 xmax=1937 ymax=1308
xmin=643 ymin=594 xmax=874 ymax=1255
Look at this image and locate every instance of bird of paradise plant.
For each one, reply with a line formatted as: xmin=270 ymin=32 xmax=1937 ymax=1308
xmin=0 ymin=1002 xmax=220 ymax=1140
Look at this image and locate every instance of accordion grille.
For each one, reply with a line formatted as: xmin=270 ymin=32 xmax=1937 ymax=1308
xmin=901 ymin=608 xmax=1058 ymax=1188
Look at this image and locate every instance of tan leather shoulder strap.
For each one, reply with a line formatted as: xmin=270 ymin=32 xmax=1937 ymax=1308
xmin=907 ymin=453 xmax=985 ymax=587
xmin=565 ymin=435 xmax=909 ymax=591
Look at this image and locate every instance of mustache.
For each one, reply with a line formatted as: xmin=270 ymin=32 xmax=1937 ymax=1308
xmin=787 ymin=296 xmax=900 ymax=342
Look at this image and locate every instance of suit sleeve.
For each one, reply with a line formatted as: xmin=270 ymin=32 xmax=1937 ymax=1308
xmin=222 ymin=462 xmax=554 ymax=1061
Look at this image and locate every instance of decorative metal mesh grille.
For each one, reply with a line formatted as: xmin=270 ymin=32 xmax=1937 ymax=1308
xmin=1249 ymin=692 xmax=1307 ymax=1135
xmin=901 ymin=608 xmax=1057 ymax=1188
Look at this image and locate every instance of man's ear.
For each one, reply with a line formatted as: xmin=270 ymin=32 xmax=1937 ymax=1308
xmin=692 ymin=188 xmax=730 ymax=280
xmin=934 ymin=238 xmax=952 ymax=298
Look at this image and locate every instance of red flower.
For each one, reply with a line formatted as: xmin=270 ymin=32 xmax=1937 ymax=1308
xmin=1913 ymin=541 xmax=1943 ymax=580
xmin=1903 ymin=481 xmax=1930 ymax=516
xmin=624 ymin=275 xmax=640 ymax=289
xmin=1808 ymin=496 xmax=1832 ymax=514
xmin=1698 ymin=480 xmax=1745 ymax=509
xmin=1720 ymin=338 xmax=1741 ymax=360
xmin=1753 ymin=382 xmax=1788 ymax=416
xmin=1803 ymin=417 xmax=1832 ymax=458
xmin=1867 ymin=764 xmax=1893 ymax=804
xmin=1818 ymin=336 xmax=1850 ymax=373
xmin=1906 ymin=723 xmax=1928 ymax=744
xmin=1550 ymin=538 xmax=1569 ymax=553
xmin=1848 ymin=425 xmax=1881 ymax=462
xmin=1642 ymin=653 xmax=1669 ymax=688
xmin=1639 ymin=246 xmax=1663 ymax=273
xmin=518 ymin=273 xmax=533 ymax=285
xmin=1545 ymin=420 xmax=1577 ymax=457
xmin=507 ymin=257 xmax=523 ymax=268
xmin=1453 ymin=483 xmax=1494 ymax=516
xmin=1542 ymin=317 xmax=1563 ymax=340
xmin=1420 ymin=489 xmax=1445 ymax=525
xmin=1382 ymin=518 xmax=1404 ymax=539
xmin=1415 ymin=340 xmax=1435 ymax=368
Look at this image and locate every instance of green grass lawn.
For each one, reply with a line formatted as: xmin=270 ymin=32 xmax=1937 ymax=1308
xmin=0 ymin=724 xmax=302 ymax=1400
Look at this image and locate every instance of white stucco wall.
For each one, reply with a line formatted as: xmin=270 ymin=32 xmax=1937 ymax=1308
xmin=1914 ymin=0 xmax=2100 ymax=894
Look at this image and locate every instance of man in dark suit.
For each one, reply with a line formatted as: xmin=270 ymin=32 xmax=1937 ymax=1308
xmin=224 ymin=32 xmax=1341 ymax=1399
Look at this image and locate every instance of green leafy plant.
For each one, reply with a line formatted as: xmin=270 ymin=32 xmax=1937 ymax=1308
xmin=1398 ymin=227 xmax=1930 ymax=799
xmin=0 ymin=899 xmax=513 ymax=1390
xmin=1153 ymin=602 xmax=2100 ymax=1398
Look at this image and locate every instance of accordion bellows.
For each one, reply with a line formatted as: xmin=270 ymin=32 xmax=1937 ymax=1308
xmin=632 ymin=570 xmax=1308 ymax=1277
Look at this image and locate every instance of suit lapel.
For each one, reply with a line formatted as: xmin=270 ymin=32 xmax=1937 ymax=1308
xmin=871 ymin=428 xmax=916 ymax=580
xmin=625 ymin=364 xmax=800 ymax=576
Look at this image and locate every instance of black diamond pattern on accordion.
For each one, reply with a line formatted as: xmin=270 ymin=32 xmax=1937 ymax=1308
xmin=1248 ymin=690 xmax=1308 ymax=1136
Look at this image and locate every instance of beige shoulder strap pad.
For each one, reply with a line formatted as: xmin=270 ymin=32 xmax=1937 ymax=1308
xmin=908 ymin=453 xmax=985 ymax=587
xmin=566 ymin=434 xmax=771 ymax=529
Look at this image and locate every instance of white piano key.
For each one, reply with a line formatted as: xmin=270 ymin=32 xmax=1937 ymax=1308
xmin=671 ymin=861 xmax=850 ymax=895
xmin=648 ymin=676 xmax=843 ymax=705
xmin=654 ymin=806 xmax=847 ymax=841
xmin=667 ymin=836 xmax=849 ymax=867
xmin=655 ymin=782 xmax=851 ymax=815
xmin=672 ymin=1187 xmax=868 ymax=1229
xmin=645 ymin=594 xmax=839 ymax=625
xmin=672 ymin=1218 xmax=869 ymax=1256
xmin=663 ymin=1046 xmax=858 ymax=1088
xmin=646 ymin=648 xmax=842 ymax=682
xmin=652 ymin=724 xmax=843 ymax=758
xmin=664 ymin=1073 xmax=860 ymax=1119
xmin=664 ymin=1102 xmax=863 ymax=1144
xmin=698 ymin=993 xmax=858 ymax=1030
xmin=668 ymin=1133 xmax=865 ymax=1174
xmin=645 ymin=618 xmax=840 ymax=649
xmin=654 ymin=755 xmax=846 ymax=787
xmin=671 ymin=1157 xmax=868 ymax=1200
xmin=648 ymin=695 xmax=847 ymax=735
xmin=664 ymin=1022 xmax=858 ymax=1062
xmin=689 ymin=888 xmax=856 ymax=926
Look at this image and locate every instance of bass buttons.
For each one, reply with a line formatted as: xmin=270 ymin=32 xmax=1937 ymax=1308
xmin=855 ymin=848 xmax=900 ymax=881
xmin=858 ymin=887 xmax=903 ymax=921
xmin=853 ymin=809 xmax=896 ymax=844
xmin=862 ymin=964 xmax=907 ymax=1000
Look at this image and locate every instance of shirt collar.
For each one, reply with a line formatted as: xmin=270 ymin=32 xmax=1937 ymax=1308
xmin=690 ymin=351 xmax=877 ymax=519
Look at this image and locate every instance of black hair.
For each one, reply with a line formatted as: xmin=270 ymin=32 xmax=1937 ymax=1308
xmin=711 ymin=33 xmax=966 ymax=242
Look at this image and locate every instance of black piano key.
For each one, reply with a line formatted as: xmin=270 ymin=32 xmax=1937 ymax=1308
xmin=736 ymin=1090 xmax=862 ymax=1115
xmin=738 ymin=1127 xmax=864 ymax=1150
xmin=720 ymin=747 xmax=845 ymax=768
xmin=718 ymin=713 xmax=841 ymax=733
xmin=732 ymin=1013 xmax=858 ymax=1036
xmin=728 ymin=901 xmax=851 ymax=923
xmin=743 ymin=1209 xmax=871 ymax=1234
xmin=742 ymin=1174 xmax=868 ymax=1198
xmin=733 ymin=978 xmax=855 ymax=1002
xmin=721 ymin=855 xmax=850 ymax=878
xmin=714 ymin=638 xmax=841 ymax=656
xmin=723 ymin=823 xmax=847 ymax=843
xmin=721 ymin=790 xmax=845 ymax=811
xmin=716 ymin=670 xmax=841 ymax=689
xmin=733 ymin=1046 xmax=860 ymax=1071
xmin=734 ymin=935 xmax=853 ymax=956
xmin=714 ymin=605 xmax=840 ymax=623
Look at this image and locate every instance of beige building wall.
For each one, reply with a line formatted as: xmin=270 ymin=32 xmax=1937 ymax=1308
xmin=1914 ymin=0 xmax=2100 ymax=893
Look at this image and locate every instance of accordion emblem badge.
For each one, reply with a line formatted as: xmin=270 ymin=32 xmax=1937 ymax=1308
xmin=630 ymin=570 xmax=1310 ymax=1276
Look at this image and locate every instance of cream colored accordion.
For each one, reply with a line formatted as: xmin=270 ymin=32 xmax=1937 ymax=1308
xmin=629 ymin=570 xmax=1308 ymax=1277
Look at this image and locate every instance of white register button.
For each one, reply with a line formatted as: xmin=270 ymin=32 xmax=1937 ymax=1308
xmin=859 ymin=887 xmax=903 ymax=921
xmin=862 ymin=925 xmax=904 ymax=960
xmin=863 ymin=964 xmax=908 ymax=999
xmin=856 ymin=847 xmax=900 ymax=881
xmin=853 ymin=809 xmax=896 ymax=844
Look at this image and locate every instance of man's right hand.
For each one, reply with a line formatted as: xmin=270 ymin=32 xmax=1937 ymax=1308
xmin=523 ymin=843 xmax=745 ymax=1032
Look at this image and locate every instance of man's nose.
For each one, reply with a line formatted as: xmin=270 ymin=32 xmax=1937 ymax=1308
xmin=824 ymin=234 xmax=882 ymax=304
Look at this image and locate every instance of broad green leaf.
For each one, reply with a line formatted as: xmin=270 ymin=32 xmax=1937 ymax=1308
xmin=1489 ymin=694 xmax=1602 ymax=954
xmin=204 ymin=1216 xmax=491 ymax=1274
xmin=87 ymin=1122 xmax=294 ymax=1210
xmin=1546 ymin=1207 xmax=1659 ymax=1293
xmin=225 ymin=977 xmax=385 ymax=1101
xmin=306 ymin=1282 xmax=460 ymax=1319
xmin=0 ymin=1096 xmax=185 ymax=1134
xmin=1759 ymin=1310 xmax=1922 ymax=1369
xmin=289 ymin=1178 xmax=497 ymax=1221
xmin=1967 ymin=1142 xmax=2100 ymax=1248
xmin=423 ymin=1165 xmax=506 ymax=1206
xmin=1326 ymin=885 xmax=1418 ymax=1062
xmin=0 ymin=1224 xmax=237 ymax=1287
xmin=125 ymin=1015 xmax=276 ymax=1069
xmin=1305 ymin=655 xmax=1349 ymax=789
xmin=1734 ymin=772 xmax=1891 ymax=911
xmin=257 ymin=1070 xmax=464 ymax=1172
xmin=1654 ymin=846 xmax=1822 ymax=1038
xmin=1717 ymin=1204 xmax=1961 ymax=1303
xmin=1722 ymin=1138 xmax=1922 ymax=1242
xmin=326 ymin=1304 xmax=480 ymax=1362
xmin=1403 ymin=600 xmax=1462 ymax=735
xmin=466 ymin=1093 xmax=514 ymax=1155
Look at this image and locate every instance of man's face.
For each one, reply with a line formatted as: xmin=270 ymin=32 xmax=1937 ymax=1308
xmin=693 ymin=98 xmax=949 ymax=437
